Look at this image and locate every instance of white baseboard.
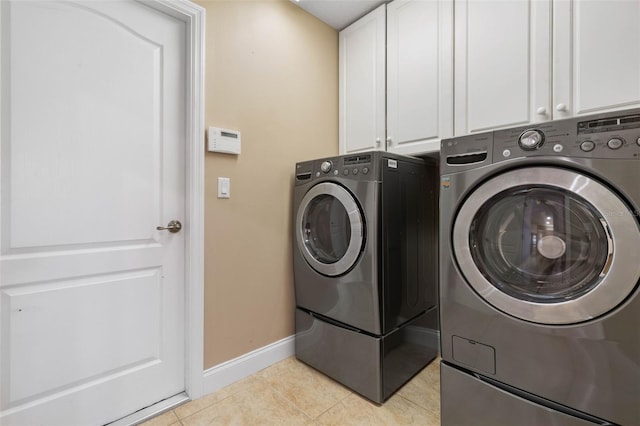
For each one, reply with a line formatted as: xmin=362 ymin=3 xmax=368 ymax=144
xmin=202 ymin=335 xmax=295 ymax=396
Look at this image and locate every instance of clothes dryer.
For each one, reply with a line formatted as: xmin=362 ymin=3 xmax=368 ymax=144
xmin=439 ymin=109 xmax=640 ymax=425
xmin=293 ymin=151 xmax=438 ymax=403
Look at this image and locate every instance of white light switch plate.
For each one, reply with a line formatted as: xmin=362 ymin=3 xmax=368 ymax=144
xmin=218 ymin=177 xmax=230 ymax=199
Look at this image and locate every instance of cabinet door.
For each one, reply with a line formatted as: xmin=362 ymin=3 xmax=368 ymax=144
xmin=339 ymin=5 xmax=386 ymax=154
xmin=454 ymin=0 xmax=551 ymax=135
xmin=387 ymin=0 xmax=453 ymax=155
xmin=553 ymin=0 xmax=640 ymax=119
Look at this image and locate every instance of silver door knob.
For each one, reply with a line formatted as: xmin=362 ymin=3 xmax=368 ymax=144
xmin=156 ymin=220 xmax=182 ymax=233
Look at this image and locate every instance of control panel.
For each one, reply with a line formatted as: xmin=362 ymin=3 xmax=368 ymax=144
xmin=295 ymin=153 xmax=376 ymax=185
xmin=493 ymin=110 xmax=640 ymax=162
xmin=441 ymin=109 xmax=640 ymax=174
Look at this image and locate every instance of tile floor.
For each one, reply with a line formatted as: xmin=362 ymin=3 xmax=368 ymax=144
xmin=141 ymin=356 xmax=441 ymax=426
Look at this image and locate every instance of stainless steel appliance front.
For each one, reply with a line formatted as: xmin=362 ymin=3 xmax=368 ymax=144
xmin=440 ymin=109 xmax=640 ymax=426
xmin=293 ymin=151 xmax=439 ymax=403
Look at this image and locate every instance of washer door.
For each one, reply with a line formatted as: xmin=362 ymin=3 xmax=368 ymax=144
xmin=453 ymin=167 xmax=640 ymax=324
xmin=296 ymin=182 xmax=364 ymax=276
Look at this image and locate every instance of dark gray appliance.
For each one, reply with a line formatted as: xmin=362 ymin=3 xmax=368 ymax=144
xmin=293 ymin=151 xmax=438 ymax=403
xmin=440 ymin=109 xmax=640 ymax=425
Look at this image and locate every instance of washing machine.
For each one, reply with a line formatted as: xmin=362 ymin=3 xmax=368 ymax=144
xmin=293 ymin=151 xmax=438 ymax=403
xmin=439 ymin=109 xmax=640 ymax=425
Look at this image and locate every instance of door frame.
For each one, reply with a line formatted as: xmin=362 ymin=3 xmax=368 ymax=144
xmin=0 ymin=0 xmax=206 ymax=406
xmin=148 ymin=0 xmax=206 ymax=400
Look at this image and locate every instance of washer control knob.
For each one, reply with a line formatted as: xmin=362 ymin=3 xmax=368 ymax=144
xmin=518 ymin=129 xmax=545 ymax=150
xmin=607 ymin=138 xmax=624 ymax=150
xmin=580 ymin=141 xmax=595 ymax=152
xmin=320 ymin=160 xmax=332 ymax=173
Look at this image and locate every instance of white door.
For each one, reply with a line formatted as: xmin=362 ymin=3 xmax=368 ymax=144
xmin=454 ymin=0 xmax=551 ymax=135
xmin=386 ymin=0 xmax=453 ymax=155
xmin=553 ymin=0 xmax=640 ymax=119
xmin=1 ymin=1 xmax=186 ymax=424
xmin=339 ymin=4 xmax=386 ymax=154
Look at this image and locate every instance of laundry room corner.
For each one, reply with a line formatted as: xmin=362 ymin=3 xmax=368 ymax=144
xmin=194 ymin=0 xmax=339 ymax=377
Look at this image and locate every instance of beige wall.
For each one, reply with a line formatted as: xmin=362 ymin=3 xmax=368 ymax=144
xmin=195 ymin=0 xmax=339 ymax=368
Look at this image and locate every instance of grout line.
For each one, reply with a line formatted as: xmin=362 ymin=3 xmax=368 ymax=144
xmin=312 ymin=397 xmax=346 ymax=423
xmin=260 ymin=372 xmax=314 ymax=421
xmin=173 ymin=381 xmax=249 ymax=422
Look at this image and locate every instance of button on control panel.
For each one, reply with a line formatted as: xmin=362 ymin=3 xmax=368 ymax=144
xmin=580 ymin=141 xmax=595 ymax=152
xmin=607 ymin=138 xmax=624 ymax=150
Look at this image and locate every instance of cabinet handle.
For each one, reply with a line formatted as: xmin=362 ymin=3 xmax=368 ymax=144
xmin=536 ymin=107 xmax=547 ymax=115
xmin=386 ymin=136 xmax=392 ymax=146
xmin=376 ymin=138 xmax=381 ymax=145
xmin=556 ymin=103 xmax=568 ymax=112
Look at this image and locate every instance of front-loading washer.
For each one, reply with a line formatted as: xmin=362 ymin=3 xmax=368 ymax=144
xmin=292 ymin=151 xmax=438 ymax=403
xmin=439 ymin=109 xmax=640 ymax=425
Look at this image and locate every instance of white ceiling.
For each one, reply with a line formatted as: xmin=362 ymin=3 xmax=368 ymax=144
xmin=291 ymin=0 xmax=386 ymax=31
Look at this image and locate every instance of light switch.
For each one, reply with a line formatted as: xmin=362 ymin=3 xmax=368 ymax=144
xmin=218 ymin=177 xmax=230 ymax=199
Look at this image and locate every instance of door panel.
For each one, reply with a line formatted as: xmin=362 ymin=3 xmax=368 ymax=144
xmin=339 ymin=4 xmax=386 ymax=153
xmin=6 ymin=269 xmax=161 ymax=403
xmin=7 ymin=1 xmax=163 ymax=248
xmin=1 ymin=1 xmax=186 ymax=424
xmin=454 ymin=0 xmax=551 ymax=134
xmin=452 ymin=167 xmax=640 ymax=324
xmin=296 ymin=183 xmax=364 ymax=277
xmin=554 ymin=0 xmax=640 ymax=118
xmin=386 ymin=0 xmax=453 ymax=155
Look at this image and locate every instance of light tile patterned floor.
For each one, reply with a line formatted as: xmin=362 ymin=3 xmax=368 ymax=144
xmin=141 ymin=356 xmax=441 ymax=426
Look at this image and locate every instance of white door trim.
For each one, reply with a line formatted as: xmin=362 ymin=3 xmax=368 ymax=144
xmin=142 ymin=0 xmax=206 ymax=400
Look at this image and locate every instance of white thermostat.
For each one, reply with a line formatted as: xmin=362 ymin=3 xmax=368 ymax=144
xmin=208 ymin=126 xmax=241 ymax=155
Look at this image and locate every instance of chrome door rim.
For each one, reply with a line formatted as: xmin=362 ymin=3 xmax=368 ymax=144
xmin=297 ymin=182 xmax=364 ymax=276
xmin=453 ymin=166 xmax=640 ymax=324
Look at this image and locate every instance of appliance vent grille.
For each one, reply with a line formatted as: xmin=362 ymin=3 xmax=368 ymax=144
xmin=344 ymin=154 xmax=372 ymax=165
xmin=578 ymin=114 xmax=640 ymax=134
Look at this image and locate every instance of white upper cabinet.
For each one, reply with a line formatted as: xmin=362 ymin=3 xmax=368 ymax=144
xmin=454 ymin=0 xmax=551 ymax=135
xmin=553 ymin=0 xmax=640 ymax=119
xmin=340 ymin=0 xmax=640 ymax=150
xmin=387 ymin=0 xmax=453 ymax=155
xmin=455 ymin=0 xmax=640 ymax=136
xmin=339 ymin=0 xmax=453 ymax=155
xmin=339 ymin=5 xmax=386 ymax=154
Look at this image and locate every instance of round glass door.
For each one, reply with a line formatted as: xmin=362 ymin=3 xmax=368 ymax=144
xmin=296 ymin=182 xmax=364 ymax=276
xmin=453 ymin=167 xmax=640 ymax=324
